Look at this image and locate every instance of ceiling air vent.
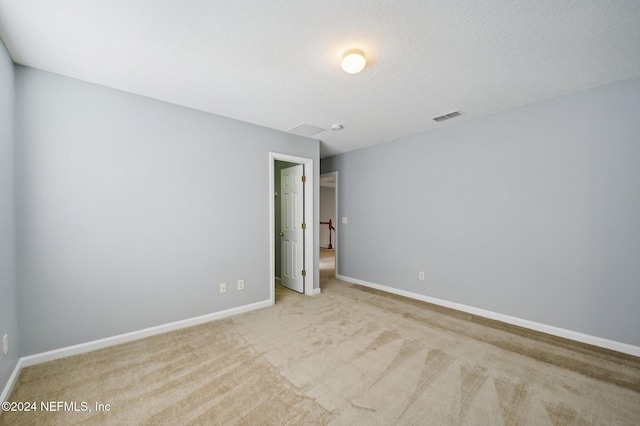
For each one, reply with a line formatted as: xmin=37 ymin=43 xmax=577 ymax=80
xmin=432 ymin=110 xmax=463 ymax=122
xmin=287 ymin=123 xmax=326 ymax=137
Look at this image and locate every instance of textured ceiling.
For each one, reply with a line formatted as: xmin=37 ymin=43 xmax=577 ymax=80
xmin=1 ymin=1 xmax=639 ymax=158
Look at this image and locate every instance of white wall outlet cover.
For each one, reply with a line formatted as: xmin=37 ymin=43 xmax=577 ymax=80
xmin=3 ymin=334 xmax=8 ymax=355
xmin=342 ymin=217 xmax=348 ymax=224
xmin=220 ymin=283 xmax=227 ymax=293
xmin=237 ymin=280 xmax=245 ymax=290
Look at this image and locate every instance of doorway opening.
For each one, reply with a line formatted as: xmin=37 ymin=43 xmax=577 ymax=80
xmin=319 ymin=172 xmax=337 ymax=287
xmin=269 ymin=153 xmax=315 ymax=305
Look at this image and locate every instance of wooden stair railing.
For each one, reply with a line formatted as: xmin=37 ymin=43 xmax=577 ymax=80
xmin=319 ymin=219 xmax=335 ymax=249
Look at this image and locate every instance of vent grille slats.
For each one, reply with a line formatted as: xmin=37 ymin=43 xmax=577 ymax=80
xmin=432 ymin=110 xmax=463 ymax=122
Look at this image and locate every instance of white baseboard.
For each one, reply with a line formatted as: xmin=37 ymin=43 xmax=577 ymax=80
xmin=336 ymin=274 xmax=640 ymax=357
xmin=1 ymin=299 xmax=272 ymax=403
xmin=21 ymin=299 xmax=272 ymax=367
xmin=313 ymin=287 xmax=322 ymax=295
xmin=0 ymin=358 xmax=23 ymax=406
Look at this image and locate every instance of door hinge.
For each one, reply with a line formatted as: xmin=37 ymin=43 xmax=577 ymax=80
xmin=301 ymin=175 xmax=306 ymax=182
xmin=302 ymin=270 xmax=307 ymax=277
xmin=301 ymin=223 xmax=306 ymax=229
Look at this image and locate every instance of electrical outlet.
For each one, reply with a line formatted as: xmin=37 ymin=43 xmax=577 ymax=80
xmin=220 ymin=282 xmax=227 ymax=294
xmin=3 ymin=334 xmax=8 ymax=356
xmin=419 ymin=271 xmax=425 ymax=281
xmin=237 ymin=280 xmax=245 ymax=290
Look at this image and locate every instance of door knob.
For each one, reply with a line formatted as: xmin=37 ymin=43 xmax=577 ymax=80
xmin=279 ymin=231 xmax=285 ymax=237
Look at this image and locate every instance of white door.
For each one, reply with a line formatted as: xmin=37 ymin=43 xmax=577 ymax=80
xmin=281 ymin=164 xmax=305 ymax=293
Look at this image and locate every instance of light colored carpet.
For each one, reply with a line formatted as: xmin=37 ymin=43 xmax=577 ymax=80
xmin=2 ymin=255 xmax=639 ymax=424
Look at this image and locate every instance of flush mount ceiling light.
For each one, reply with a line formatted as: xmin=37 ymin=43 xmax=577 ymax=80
xmin=341 ymin=48 xmax=366 ymax=74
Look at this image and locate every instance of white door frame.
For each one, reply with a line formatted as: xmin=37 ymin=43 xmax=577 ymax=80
xmin=320 ymin=171 xmax=338 ymax=275
xmin=269 ymin=152 xmax=315 ymax=304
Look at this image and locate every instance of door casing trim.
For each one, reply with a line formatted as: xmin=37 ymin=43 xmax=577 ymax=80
xmin=269 ymin=152 xmax=315 ymax=304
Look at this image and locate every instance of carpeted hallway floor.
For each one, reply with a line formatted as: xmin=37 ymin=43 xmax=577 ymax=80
xmin=2 ymin=250 xmax=639 ymax=425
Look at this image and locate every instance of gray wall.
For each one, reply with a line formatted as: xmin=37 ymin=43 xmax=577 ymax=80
xmin=0 ymin=39 xmax=18 ymax=391
xmin=322 ymin=76 xmax=640 ymax=347
xmin=15 ymin=66 xmax=319 ymax=355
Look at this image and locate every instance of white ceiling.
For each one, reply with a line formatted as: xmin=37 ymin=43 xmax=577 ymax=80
xmin=1 ymin=1 xmax=639 ymax=158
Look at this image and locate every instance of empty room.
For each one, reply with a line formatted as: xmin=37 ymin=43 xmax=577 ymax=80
xmin=1 ymin=1 xmax=639 ymax=425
